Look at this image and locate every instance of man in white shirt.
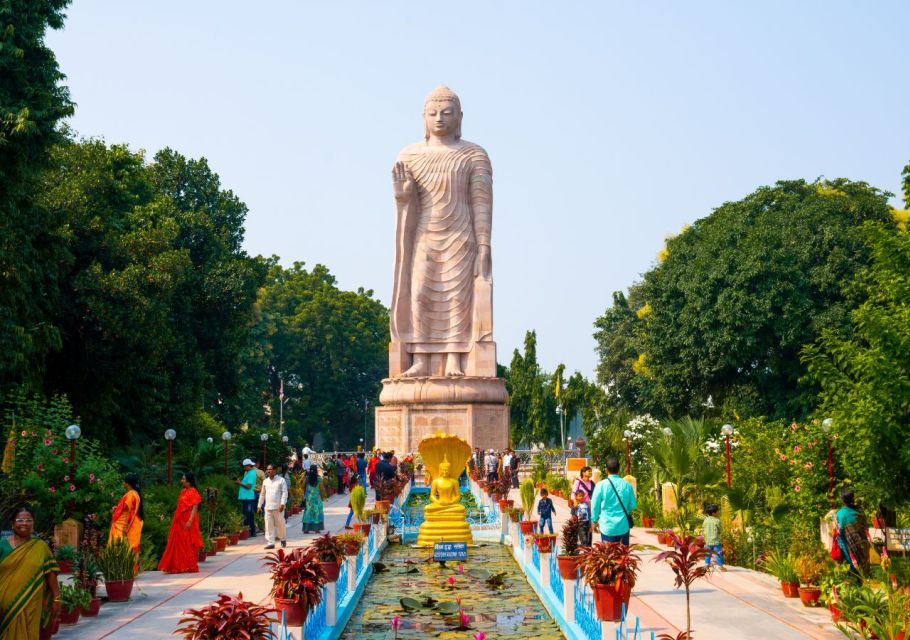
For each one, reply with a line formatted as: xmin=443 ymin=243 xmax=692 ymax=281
xmin=502 ymin=449 xmax=513 ymax=485
xmin=258 ymin=463 xmax=289 ymax=549
xmin=302 ymin=453 xmax=313 ymax=472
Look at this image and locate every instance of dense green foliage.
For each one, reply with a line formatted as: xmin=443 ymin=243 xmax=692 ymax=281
xmin=0 ymin=0 xmax=74 ymax=399
xmin=595 ymin=179 xmax=891 ymax=421
xmin=257 ymin=262 xmax=388 ymax=449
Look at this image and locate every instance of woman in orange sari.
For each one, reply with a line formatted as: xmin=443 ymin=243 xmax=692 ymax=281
xmin=157 ymin=472 xmax=203 ymax=574
xmin=109 ymin=473 xmax=143 ymax=575
xmin=0 ymin=505 xmax=60 ymax=639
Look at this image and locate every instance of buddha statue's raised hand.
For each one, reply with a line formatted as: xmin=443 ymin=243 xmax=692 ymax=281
xmin=392 ymin=161 xmax=414 ymax=205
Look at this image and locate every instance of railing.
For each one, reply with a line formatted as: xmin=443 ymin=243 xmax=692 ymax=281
xmin=335 ymin=555 xmax=349 ymax=603
xmin=531 ymin=542 xmax=541 ymax=572
xmin=549 ymin=549 xmax=564 ymax=605
xmin=574 ymin=581 xmax=600 ymax=640
xmin=301 ymin=585 xmax=328 ymax=638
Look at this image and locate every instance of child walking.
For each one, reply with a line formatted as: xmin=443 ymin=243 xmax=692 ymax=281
xmin=702 ymin=504 xmax=725 ymax=570
xmin=571 ymin=489 xmax=592 ymax=546
xmin=537 ymin=488 xmax=556 ymax=534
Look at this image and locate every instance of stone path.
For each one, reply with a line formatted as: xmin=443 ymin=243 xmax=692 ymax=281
xmin=59 ymin=491 xmax=352 ymax=639
xmin=507 ymin=484 xmax=842 ymax=640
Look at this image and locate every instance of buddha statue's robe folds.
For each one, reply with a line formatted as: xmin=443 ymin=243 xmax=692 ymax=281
xmin=391 ymin=141 xmax=493 ymax=354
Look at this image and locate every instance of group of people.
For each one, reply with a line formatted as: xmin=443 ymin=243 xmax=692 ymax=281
xmin=471 ymin=447 xmax=521 ymax=488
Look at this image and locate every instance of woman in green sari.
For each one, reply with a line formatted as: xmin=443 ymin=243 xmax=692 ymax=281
xmin=0 ymin=505 xmax=60 ymax=639
xmin=301 ymin=466 xmax=324 ymax=534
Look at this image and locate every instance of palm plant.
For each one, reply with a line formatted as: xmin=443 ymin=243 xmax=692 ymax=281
xmin=649 ymin=417 xmax=724 ymax=509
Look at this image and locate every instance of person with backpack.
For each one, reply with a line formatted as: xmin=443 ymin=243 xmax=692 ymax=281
xmin=590 ymin=457 xmax=637 ymax=545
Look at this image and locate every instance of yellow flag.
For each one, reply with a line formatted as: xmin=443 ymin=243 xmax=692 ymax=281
xmin=555 ymin=374 xmax=561 ymax=400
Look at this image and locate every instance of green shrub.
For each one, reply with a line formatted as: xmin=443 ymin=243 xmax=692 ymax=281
xmin=520 ymin=479 xmax=536 ymax=517
xmin=98 ymin=537 xmax=136 ymax=582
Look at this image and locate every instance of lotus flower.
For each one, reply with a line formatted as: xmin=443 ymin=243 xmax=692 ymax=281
xmin=474 ymin=633 xmax=485 ymax=640
xmin=460 ymin=611 xmax=470 ymax=628
xmin=457 ymin=563 xmax=465 ymax=574
xmin=447 ymin=575 xmax=456 ymax=586
xmin=391 ymin=615 xmax=401 ymax=638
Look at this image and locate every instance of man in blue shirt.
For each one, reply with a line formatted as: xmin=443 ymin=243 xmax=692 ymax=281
xmin=590 ymin=457 xmax=637 ymax=545
xmin=355 ymin=452 xmax=368 ymax=488
xmin=235 ymin=458 xmax=259 ymax=537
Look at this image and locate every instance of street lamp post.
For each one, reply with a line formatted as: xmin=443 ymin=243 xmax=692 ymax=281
xmin=222 ymin=431 xmax=232 ymax=475
xmin=721 ymin=424 xmax=734 ymax=486
xmin=65 ymin=424 xmax=81 ymax=513
xmin=623 ymin=430 xmax=633 ymax=476
xmin=363 ymin=396 xmax=369 ymax=451
xmin=260 ymin=433 xmax=269 ymax=468
xmin=822 ymin=418 xmax=834 ymax=495
xmin=556 ymin=405 xmax=565 ymax=451
xmin=164 ymin=429 xmax=177 ymax=484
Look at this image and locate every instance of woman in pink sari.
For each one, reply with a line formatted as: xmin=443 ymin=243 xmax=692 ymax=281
xmin=157 ymin=472 xmax=203 ymax=574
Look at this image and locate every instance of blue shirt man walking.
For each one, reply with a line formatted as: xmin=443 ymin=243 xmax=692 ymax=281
xmin=590 ymin=457 xmax=637 ymax=545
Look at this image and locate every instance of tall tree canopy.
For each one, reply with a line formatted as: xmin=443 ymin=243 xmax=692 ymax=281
xmin=257 ymin=262 xmax=388 ymax=450
xmin=38 ymin=137 xmax=266 ymax=444
xmin=595 ymin=179 xmax=891 ymax=421
xmin=0 ymin=0 xmax=74 ymax=399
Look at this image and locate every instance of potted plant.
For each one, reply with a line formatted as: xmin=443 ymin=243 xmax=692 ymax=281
xmin=311 ymin=533 xmax=345 ymax=582
xmin=54 ymin=544 xmax=77 ymax=574
xmin=58 ymin=583 xmax=90 ymax=625
xmin=533 ymin=532 xmax=557 ymax=553
xmin=637 ymin=493 xmax=658 ymax=528
xmin=203 ymin=535 xmax=216 ymax=558
xmin=506 ymin=506 xmax=521 ymax=523
xmin=175 ymin=592 xmax=277 ymax=639
xmin=98 ymin=537 xmax=138 ymax=602
xmin=349 ymin=485 xmax=371 ymax=536
xmin=74 ymin=555 xmax=103 ymax=616
xmin=760 ymin=549 xmax=800 ymax=597
xmin=577 ymin=543 xmax=642 ymax=621
xmin=760 ymin=550 xmax=799 ymax=598
xmin=263 ymin=546 xmax=326 ymax=626
xmin=794 ymin=555 xmax=825 ymax=607
xmin=495 ymin=474 xmax=513 ymax=510
xmin=653 ymin=533 xmax=713 ymax=639
xmin=519 ymin=479 xmax=537 ymax=536
xmin=337 ymin=532 xmax=365 ymax=556
xmin=363 ymin=508 xmax=384 ymax=525
xmin=212 ymin=534 xmax=229 ymax=552
xmin=225 ymin=511 xmax=243 ymax=545
xmin=557 ymin=516 xmax=583 ymax=579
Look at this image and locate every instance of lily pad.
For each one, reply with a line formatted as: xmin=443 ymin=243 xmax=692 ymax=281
xmin=372 ymin=562 xmax=387 ymax=573
xmin=399 ymin=596 xmax=422 ymax=611
xmin=435 ymin=601 xmax=460 ymax=614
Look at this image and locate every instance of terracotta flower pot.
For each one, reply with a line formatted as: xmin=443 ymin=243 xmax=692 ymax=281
xmin=274 ymin=596 xmax=307 ymax=627
xmin=228 ymin=533 xmax=240 ymax=545
xmin=798 ymin=586 xmax=821 ymax=607
xmin=353 ymin=523 xmax=372 ymax=537
xmin=534 ymin=535 xmax=555 ymax=553
xmin=509 ymin=510 xmax=521 ymax=523
xmin=375 ymin=500 xmax=391 ymax=511
xmin=829 ymin=603 xmax=842 ymax=623
xmin=343 ymin=539 xmax=362 ymax=556
xmin=56 ymin=560 xmax=73 ymax=574
xmin=59 ymin=608 xmax=80 ymax=625
xmin=642 ymin=516 xmax=654 ymax=528
xmin=592 ymin=583 xmax=629 ymax=621
xmin=656 ymin=532 xmax=668 ymax=545
xmin=105 ymin=579 xmax=134 ymax=602
xmin=519 ymin=520 xmax=537 ymax=535
xmin=207 ymin=549 xmax=216 ymax=558
xmin=213 ymin=536 xmax=228 ymax=552
xmin=780 ymin=581 xmax=800 ymax=598
xmin=556 ymin=555 xmax=580 ymax=580
xmin=239 ymin=529 xmax=250 ymax=540
xmin=80 ymin=597 xmax=102 ymax=617
xmin=320 ymin=560 xmax=341 ymax=582
xmin=197 ymin=549 xmax=207 ymax=563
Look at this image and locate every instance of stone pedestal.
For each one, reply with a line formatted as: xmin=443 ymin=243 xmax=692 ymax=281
xmin=376 ymin=398 xmax=509 ymax=453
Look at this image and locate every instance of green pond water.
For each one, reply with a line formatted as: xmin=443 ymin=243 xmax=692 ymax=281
xmin=340 ymin=542 xmax=563 ymax=639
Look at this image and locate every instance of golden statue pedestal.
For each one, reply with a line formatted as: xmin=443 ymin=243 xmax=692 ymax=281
xmin=417 ymin=505 xmax=473 ymax=546
xmin=414 ymin=431 xmax=474 ymax=547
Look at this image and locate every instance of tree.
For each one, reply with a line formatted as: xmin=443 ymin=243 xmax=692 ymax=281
xmin=803 ymin=213 xmax=910 ymax=509
xmin=631 ymin=179 xmax=890 ymax=420
xmin=0 ymin=0 xmax=74 ymax=400
xmin=507 ymin=331 xmax=558 ymax=446
xmin=257 ymin=262 xmax=388 ymax=449
xmin=38 ymin=137 xmax=265 ymax=444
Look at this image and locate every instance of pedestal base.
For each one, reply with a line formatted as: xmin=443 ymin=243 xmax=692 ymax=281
xmin=375 ymin=402 xmax=509 ymax=453
xmin=417 ymin=519 xmax=473 ymax=546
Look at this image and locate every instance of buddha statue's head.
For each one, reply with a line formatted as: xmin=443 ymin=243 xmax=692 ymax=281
xmin=424 ymin=85 xmax=462 ymax=142
xmin=439 ymin=460 xmax=452 ymax=477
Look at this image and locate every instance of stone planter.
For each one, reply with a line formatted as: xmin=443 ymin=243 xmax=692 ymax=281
xmin=80 ymin=597 xmax=102 ymax=617
xmin=798 ymin=586 xmax=821 ymax=607
xmin=274 ymin=596 xmax=307 ymax=626
xmin=556 ymin=555 xmax=580 ymax=580
xmin=105 ymin=579 xmax=134 ymax=602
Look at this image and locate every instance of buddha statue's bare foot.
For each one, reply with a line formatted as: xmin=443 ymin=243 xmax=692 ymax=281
xmin=444 ymin=353 xmax=464 ymax=377
xmin=401 ymin=354 xmax=429 ymax=377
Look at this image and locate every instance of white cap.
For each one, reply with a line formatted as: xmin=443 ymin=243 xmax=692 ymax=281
xmin=242 ymin=458 xmax=254 ymax=466
xmin=489 ymin=449 xmax=495 ymax=453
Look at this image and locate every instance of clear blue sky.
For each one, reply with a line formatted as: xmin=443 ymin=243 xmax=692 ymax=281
xmin=47 ymin=1 xmax=910 ymax=379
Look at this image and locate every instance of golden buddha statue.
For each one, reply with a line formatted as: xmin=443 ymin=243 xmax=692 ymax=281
xmin=416 ymin=432 xmax=473 ymax=546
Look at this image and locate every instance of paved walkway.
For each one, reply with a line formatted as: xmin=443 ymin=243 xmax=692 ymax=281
xmin=59 ymin=491 xmax=352 ymax=639
xmin=507 ymin=484 xmax=842 ymax=640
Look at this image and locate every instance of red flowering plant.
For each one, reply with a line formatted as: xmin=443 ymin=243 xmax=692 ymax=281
xmin=263 ymin=546 xmax=327 ymax=611
xmin=775 ymin=420 xmax=833 ymax=541
xmin=175 ymin=592 xmax=276 ymax=639
xmin=2 ymin=396 xmax=120 ymax=533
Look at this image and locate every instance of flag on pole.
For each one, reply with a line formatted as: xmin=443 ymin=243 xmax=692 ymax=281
xmin=279 ymin=379 xmax=284 ymax=400
xmin=555 ymin=372 xmax=561 ymax=400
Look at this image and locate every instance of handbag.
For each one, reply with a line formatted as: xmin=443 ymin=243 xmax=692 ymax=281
xmin=830 ymin=525 xmax=843 ymax=561
xmin=608 ymin=478 xmax=635 ymax=529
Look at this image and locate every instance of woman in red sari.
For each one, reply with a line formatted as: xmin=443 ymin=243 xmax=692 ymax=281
xmin=157 ymin=472 xmax=203 ymax=574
